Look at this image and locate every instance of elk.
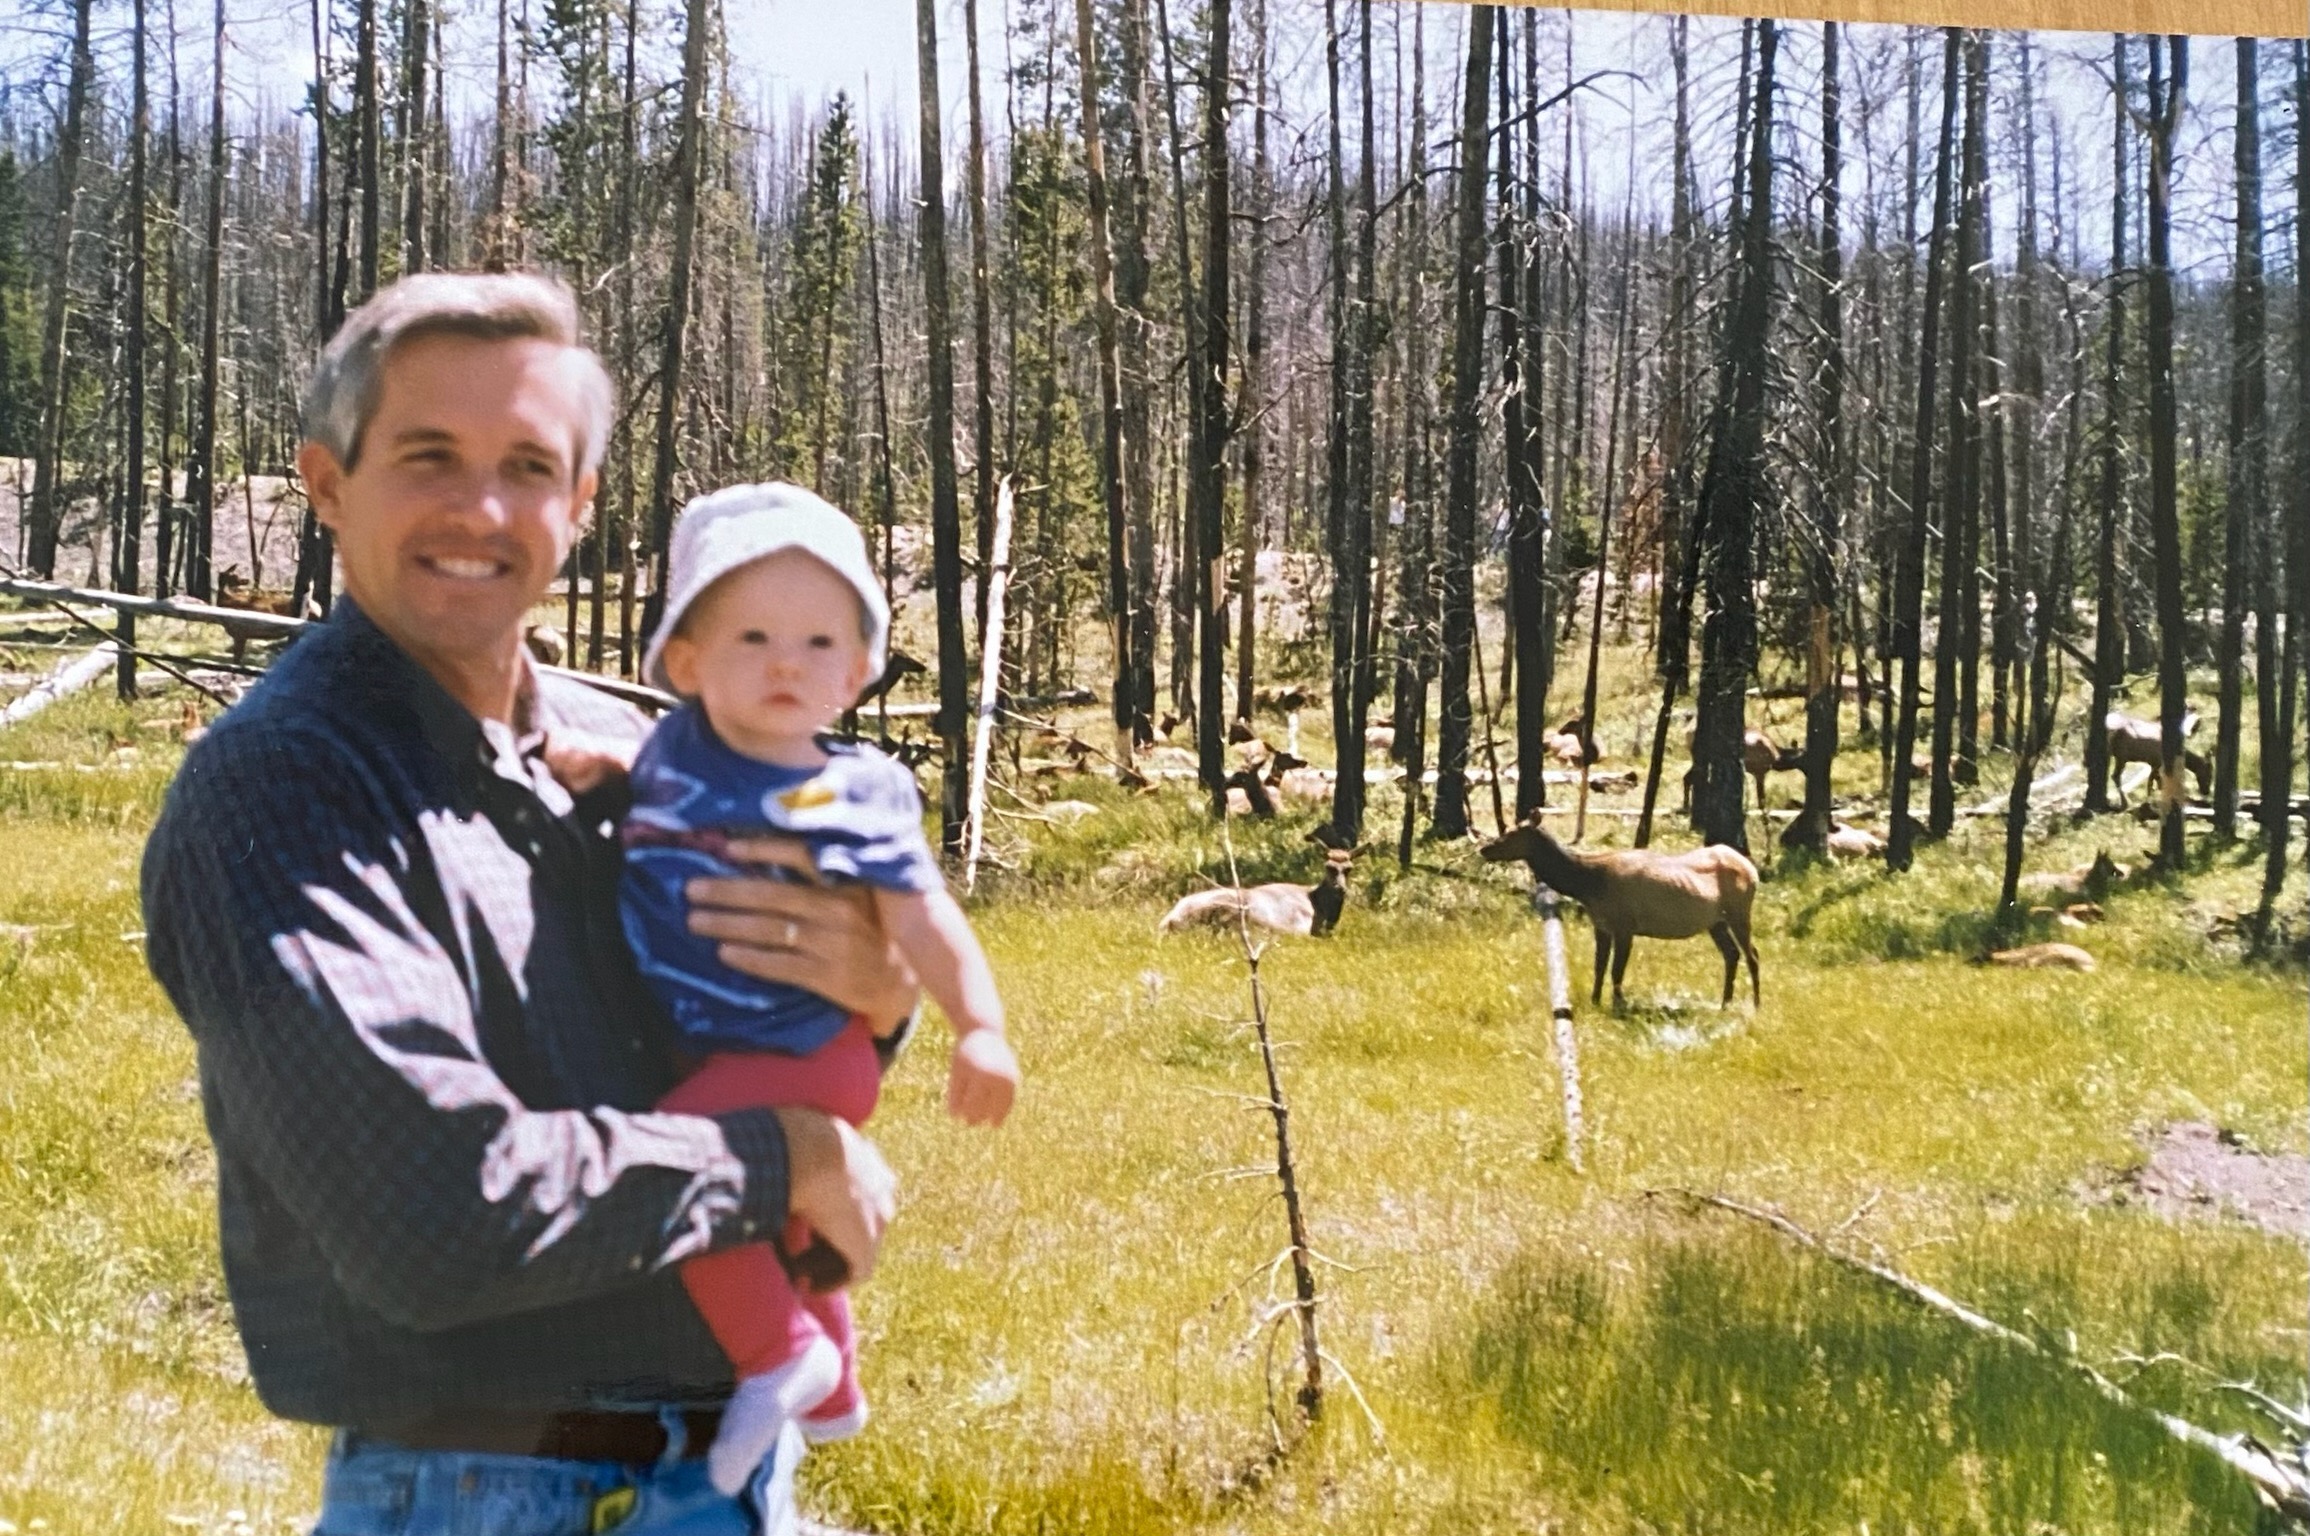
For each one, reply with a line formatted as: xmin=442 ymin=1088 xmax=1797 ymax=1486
xmin=212 ymin=566 xmax=303 ymax=665
xmin=1158 ymin=850 xmax=1352 ymax=938
xmin=1482 ymin=820 xmax=1761 ymax=1008
xmin=1681 ymin=727 xmax=1803 ymax=814
xmin=857 ymin=649 xmax=928 ymax=709
xmin=2104 ymin=711 xmax=2210 ymax=802
xmin=1823 ymin=822 xmax=1888 ymax=861
xmin=1985 ymin=942 xmax=2096 ymax=972
xmin=522 ymin=623 xmax=567 ymax=667
xmin=1543 ymin=716 xmax=1602 ymax=767
xmin=2016 ymin=850 xmax=2128 ymax=904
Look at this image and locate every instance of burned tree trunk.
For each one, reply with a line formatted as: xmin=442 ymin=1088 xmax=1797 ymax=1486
xmin=1430 ymin=7 xmax=1492 ymax=841
xmin=187 ymin=0 xmax=225 ymax=602
xmin=1075 ymin=0 xmax=1135 ymax=766
xmin=2268 ymin=40 xmax=2310 ymax=916
xmin=644 ymin=0 xmax=709 ymax=604
xmin=1500 ymin=10 xmax=1547 ymax=825
xmin=1792 ymin=20 xmax=1845 ymax=851
xmin=2145 ymin=35 xmax=2190 ymax=870
xmin=964 ymin=0 xmax=997 ymax=649
xmin=1691 ymin=20 xmax=1777 ymax=857
xmin=918 ymin=0 xmax=970 ymax=851
xmin=2216 ymin=37 xmax=2264 ymax=843
xmin=2084 ymin=34 xmax=2129 ymax=814
xmin=1190 ymin=0 xmax=1233 ymax=809
xmin=1889 ymin=31 xmax=1962 ymax=874
xmin=1636 ymin=15 xmax=1696 ymax=850
xmin=1931 ymin=31 xmax=1986 ymax=841
xmin=1237 ymin=0 xmax=1270 ymax=724
xmin=118 ymin=0 xmax=150 ymax=699
xmin=27 ymin=0 xmax=94 ymax=578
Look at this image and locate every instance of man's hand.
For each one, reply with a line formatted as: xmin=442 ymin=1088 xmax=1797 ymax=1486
xmin=771 ymin=1106 xmax=896 ymax=1286
xmin=686 ymin=837 xmax=921 ymax=1026
xmin=946 ymin=1030 xmax=1019 ymax=1127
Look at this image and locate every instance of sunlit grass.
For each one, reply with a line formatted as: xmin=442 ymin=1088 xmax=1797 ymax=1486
xmin=1 ymin=625 xmax=2302 ymax=1534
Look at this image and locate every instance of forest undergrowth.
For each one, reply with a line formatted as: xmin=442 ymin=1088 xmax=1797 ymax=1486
xmin=0 ymin=622 xmax=2303 ymax=1536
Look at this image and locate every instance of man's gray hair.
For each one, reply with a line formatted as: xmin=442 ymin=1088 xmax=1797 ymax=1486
xmin=301 ymin=272 xmax=614 ymax=480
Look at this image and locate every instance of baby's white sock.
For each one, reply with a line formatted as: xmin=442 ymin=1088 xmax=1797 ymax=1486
xmin=707 ymin=1335 xmax=842 ymax=1497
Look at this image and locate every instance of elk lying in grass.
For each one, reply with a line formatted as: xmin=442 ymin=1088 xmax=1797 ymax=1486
xmin=1681 ymin=727 xmax=1803 ymax=814
xmin=1823 ymin=822 xmax=1888 ymax=861
xmin=1158 ymin=850 xmax=1352 ymax=938
xmin=1482 ymin=820 xmax=1761 ymax=1008
xmin=2104 ymin=711 xmax=2210 ymax=802
xmin=2016 ymin=849 xmax=2127 ymax=904
xmin=1985 ymin=942 xmax=2096 ymax=972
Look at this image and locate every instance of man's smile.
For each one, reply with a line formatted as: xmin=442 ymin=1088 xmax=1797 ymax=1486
xmin=418 ymin=553 xmax=515 ymax=581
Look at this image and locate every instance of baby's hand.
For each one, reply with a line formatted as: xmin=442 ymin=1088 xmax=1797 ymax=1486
xmin=542 ymin=730 xmax=635 ymax=795
xmin=947 ymin=1029 xmax=1019 ymax=1127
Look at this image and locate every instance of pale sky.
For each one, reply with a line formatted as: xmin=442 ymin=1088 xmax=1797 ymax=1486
xmin=0 ymin=0 xmax=2281 ymax=278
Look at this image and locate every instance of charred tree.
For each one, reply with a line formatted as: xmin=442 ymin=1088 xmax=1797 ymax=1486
xmin=1500 ymin=9 xmax=1546 ymax=824
xmin=918 ymin=0 xmax=970 ymax=850
xmin=1190 ymin=0 xmax=1234 ymax=809
xmin=1691 ymin=20 xmax=1777 ymax=856
xmin=27 ymin=0 xmax=94 ymax=578
xmin=1792 ymin=20 xmax=1845 ymax=851
xmin=2145 ymin=35 xmax=2190 ymax=870
xmin=2215 ymin=37 xmax=2264 ymax=842
xmin=1430 ymin=7 xmax=1492 ymax=841
xmin=1075 ymin=0 xmax=1135 ymax=765
xmin=2084 ymin=34 xmax=2130 ymax=814
xmin=1889 ymin=31 xmax=1963 ymax=874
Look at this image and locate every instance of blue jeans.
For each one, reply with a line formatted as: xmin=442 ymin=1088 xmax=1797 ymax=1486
xmin=311 ymin=1413 xmax=805 ymax=1536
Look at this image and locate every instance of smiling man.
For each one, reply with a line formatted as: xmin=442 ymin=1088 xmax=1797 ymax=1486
xmin=141 ymin=273 xmax=911 ymax=1535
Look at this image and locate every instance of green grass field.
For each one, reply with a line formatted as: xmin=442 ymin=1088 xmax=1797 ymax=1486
xmin=1 ymin=622 xmax=2303 ymax=1535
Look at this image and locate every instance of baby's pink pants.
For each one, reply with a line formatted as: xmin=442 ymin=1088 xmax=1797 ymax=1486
xmin=658 ymin=1019 xmax=882 ymax=1424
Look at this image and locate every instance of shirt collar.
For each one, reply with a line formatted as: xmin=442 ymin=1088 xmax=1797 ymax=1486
xmin=329 ymin=597 xmax=571 ymax=815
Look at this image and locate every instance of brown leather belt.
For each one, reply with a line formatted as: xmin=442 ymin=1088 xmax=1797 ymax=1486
xmin=358 ymin=1407 xmax=724 ymax=1464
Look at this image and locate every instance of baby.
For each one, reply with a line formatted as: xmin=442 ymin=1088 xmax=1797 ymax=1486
xmin=595 ymin=482 xmax=1018 ymax=1494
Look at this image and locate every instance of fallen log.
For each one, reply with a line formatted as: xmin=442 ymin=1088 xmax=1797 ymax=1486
xmin=1670 ymin=1189 xmax=2310 ymax=1525
xmin=0 ymin=643 xmax=120 ymax=729
xmin=1532 ymin=883 xmax=1585 ymax=1174
xmin=0 ymin=575 xmax=676 ymax=713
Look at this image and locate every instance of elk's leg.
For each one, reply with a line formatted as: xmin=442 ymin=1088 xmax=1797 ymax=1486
xmin=1710 ymin=923 xmax=1742 ymax=1007
xmin=1609 ymin=934 xmax=1634 ymax=1011
xmin=1592 ymin=927 xmax=1611 ymax=1006
xmin=1736 ymin=922 xmax=1761 ymax=1007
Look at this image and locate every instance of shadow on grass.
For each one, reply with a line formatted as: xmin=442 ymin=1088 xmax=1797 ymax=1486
xmin=1452 ymin=1226 xmax=2278 ymax=1536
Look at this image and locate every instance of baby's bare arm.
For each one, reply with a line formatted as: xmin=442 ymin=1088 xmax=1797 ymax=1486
xmin=874 ymin=888 xmax=1017 ymax=1126
xmin=874 ymin=888 xmax=1003 ymax=1039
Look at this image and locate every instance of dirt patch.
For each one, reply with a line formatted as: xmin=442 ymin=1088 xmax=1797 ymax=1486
xmin=2094 ymin=1121 xmax=2310 ymax=1239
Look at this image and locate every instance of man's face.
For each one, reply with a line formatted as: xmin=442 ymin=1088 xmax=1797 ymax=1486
xmin=300 ymin=332 xmax=598 ymax=670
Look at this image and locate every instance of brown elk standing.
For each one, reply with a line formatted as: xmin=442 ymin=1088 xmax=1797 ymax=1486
xmin=2103 ymin=711 xmax=2210 ymax=803
xmin=1482 ymin=821 xmax=1761 ymax=1008
xmin=1680 ymin=727 xmax=1803 ymax=814
xmin=1158 ymin=849 xmax=1352 ymax=937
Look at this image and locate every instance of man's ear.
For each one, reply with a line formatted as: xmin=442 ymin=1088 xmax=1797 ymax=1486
xmin=297 ymin=440 xmax=347 ymax=534
xmin=572 ymin=465 xmax=599 ymax=527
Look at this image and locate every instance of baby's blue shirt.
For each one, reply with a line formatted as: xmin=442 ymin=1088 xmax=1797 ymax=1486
xmin=620 ymin=703 xmax=940 ymax=1055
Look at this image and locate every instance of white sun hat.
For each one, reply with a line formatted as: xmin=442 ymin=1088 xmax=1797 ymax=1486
xmin=643 ymin=481 xmax=889 ymax=696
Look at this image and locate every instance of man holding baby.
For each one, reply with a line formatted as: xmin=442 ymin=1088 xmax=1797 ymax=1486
xmin=142 ymin=272 xmax=924 ymax=1534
